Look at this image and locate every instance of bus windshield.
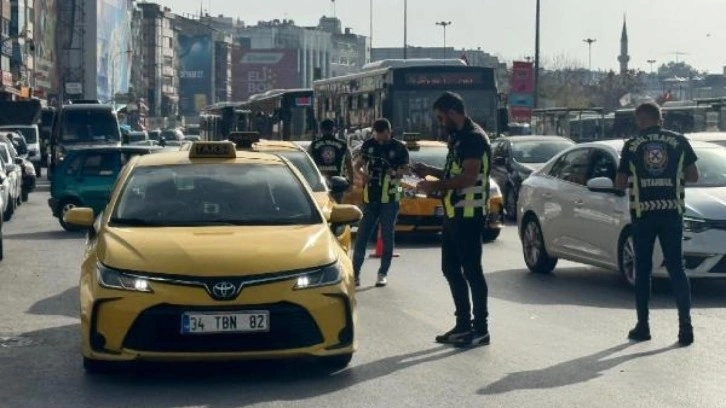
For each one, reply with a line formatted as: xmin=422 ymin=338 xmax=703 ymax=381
xmin=60 ymin=110 xmax=121 ymax=144
xmin=392 ymin=89 xmax=496 ymax=138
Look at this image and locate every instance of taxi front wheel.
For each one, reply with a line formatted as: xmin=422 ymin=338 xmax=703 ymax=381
xmin=319 ymin=353 xmax=353 ymax=371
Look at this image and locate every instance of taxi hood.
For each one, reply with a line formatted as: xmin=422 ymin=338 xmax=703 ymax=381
xmin=97 ymin=224 xmax=338 ymax=276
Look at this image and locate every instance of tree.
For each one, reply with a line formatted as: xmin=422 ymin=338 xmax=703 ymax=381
xmin=657 ymin=61 xmax=701 ymax=79
xmin=589 ymin=70 xmax=647 ymax=111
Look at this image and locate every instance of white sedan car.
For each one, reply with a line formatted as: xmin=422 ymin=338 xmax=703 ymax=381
xmin=517 ymin=139 xmax=726 ymax=286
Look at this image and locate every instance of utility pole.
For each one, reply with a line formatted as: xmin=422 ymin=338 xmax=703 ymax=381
xmin=583 ymin=38 xmax=596 ymax=72
xmin=534 ymin=0 xmax=540 ymax=108
xmin=435 ymin=21 xmax=452 ymax=58
xmin=403 ymin=0 xmax=408 ymax=59
xmin=671 ymin=51 xmax=688 ymax=64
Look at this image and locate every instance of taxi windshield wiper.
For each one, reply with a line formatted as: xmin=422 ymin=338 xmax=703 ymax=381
xmin=109 ymin=217 xmax=163 ymax=227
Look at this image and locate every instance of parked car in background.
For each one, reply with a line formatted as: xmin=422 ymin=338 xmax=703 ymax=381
xmin=491 ymin=135 xmax=575 ymax=220
xmin=518 ymin=139 xmax=726 ymax=287
xmin=123 ymin=130 xmax=149 ymax=144
xmin=686 ymin=132 xmax=726 ymax=148
xmin=0 ymin=140 xmax=23 ymax=220
xmin=6 ymin=132 xmax=36 ymax=202
xmin=0 ymin=125 xmax=41 ymax=176
xmin=49 ymin=145 xmax=162 ymax=231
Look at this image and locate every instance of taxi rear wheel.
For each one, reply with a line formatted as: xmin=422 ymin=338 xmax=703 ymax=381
xmin=319 ymin=353 xmax=353 ymax=371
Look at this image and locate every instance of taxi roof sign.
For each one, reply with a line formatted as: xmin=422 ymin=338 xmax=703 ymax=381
xmin=229 ymin=131 xmax=261 ymax=149
xmin=189 ymin=141 xmax=237 ymax=159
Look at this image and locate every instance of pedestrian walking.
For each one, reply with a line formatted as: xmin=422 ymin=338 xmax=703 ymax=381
xmin=352 ymin=118 xmax=409 ymax=287
xmin=308 ymin=119 xmax=354 ymax=202
xmin=615 ymin=102 xmax=698 ymax=346
xmin=414 ymin=92 xmax=491 ymax=348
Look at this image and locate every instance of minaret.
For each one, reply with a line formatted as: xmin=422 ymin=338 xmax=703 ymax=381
xmin=618 ymin=15 xmax=630 ymax=74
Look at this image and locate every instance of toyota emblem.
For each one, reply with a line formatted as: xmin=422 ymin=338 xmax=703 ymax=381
xmin=211 ymin=281 xmax=238 ymax=300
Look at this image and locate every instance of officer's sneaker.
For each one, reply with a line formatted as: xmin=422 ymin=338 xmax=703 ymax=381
xmin=435 ymin=326 xmax=471 ymax=346
xmin=628 ymin=322 xmax=652 ymax=342
xmin=375 ymin=274 xmax=387 ymax=287
xmin=354 ymin=276 xmax=361 ymax=287
xmin=678 ymin=323 xmax=694 ymax=347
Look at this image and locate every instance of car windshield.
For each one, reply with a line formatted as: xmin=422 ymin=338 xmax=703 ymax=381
xmin=409 ymin=146 xmax=447 ymax=169
xmin=690 ymin=146 xmax=726 ymax=188
xmin=61 ymin=110 xmax=121 ymax=143
xmin=275 ymin=150 xmax=326 ymax=192
xmin=12 ymin=137 xmax=28 ymax=155
xmin=512 ymin=140 xmax=574 ymax=164
xmin=112 ymin=163 xmax=320 ymax=226
xmin=1 ymin=127 xmax=37 ymax=143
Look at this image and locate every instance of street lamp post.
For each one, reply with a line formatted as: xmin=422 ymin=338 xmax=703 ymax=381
xmin=647 ymin=59 xmax=657 ymax=74
xmin=403 ymin=0 xmax=408 ymax=59
xmin=534 ymin=0 xmax=540 ymax=108
xmin=583 ymin=38 xmax=596 ymax=73
xmin=435 ymin=21 xmax=452 ymax=59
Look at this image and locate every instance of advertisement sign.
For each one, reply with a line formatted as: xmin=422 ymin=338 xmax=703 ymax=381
xmin=232 ymin=48 xmax=300 ymax=101
xmin=508 ymin=93 xmax=534 ymax=108
xmin=97 ymin=0 xmax=132 ymax=102
xmin=510 ymin=61 xmax=535 ymax=94
xmin=177 ymin=34 xmax=213 ymax=115
xmin=2 ymin=72 xmax=13 ymax=87
xmin=34 ymin=0 xmax=58 ymax=94
xmin=510 ymin=106 xmax=532 ymax=123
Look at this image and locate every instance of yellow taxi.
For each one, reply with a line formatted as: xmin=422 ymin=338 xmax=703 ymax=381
xmin=227 ymin=132 xmax=353 ymax=252
xmin=342 ymin=135 xmax=504 ymax=241
xmin=64 ymin=141 xmax=362 ymax=372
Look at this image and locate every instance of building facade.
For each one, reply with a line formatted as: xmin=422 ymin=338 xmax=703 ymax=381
xmin=9 ymin=0 xmax=33 ymax=94
xmin=0 ymin=0 xmax=15 ymax=98
xmin=139 ymin=2 xmax=177 ymax=118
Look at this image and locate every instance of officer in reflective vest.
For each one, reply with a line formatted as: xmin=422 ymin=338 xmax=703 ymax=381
xmin=615 ymin=102 xmax=699 ymax=346
xmin=308 ymin=119 xmax=354 ymax=202
xmin=352 ymin=118 xmax=409 ymax=288
xmin=415 ymin=92 xmax=491 ymax=348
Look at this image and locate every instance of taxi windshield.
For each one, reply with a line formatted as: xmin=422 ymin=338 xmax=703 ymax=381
xmin=274 ymin=150 xmax=326 ymax=192
xmin=111 ymin=163 xmax=321 ymax=226
xmin=409 ymin=146 xmax=447 ymax=169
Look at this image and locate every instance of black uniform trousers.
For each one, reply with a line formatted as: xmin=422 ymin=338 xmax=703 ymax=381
xmin=441 ymin=214 xmax=489 ymax=332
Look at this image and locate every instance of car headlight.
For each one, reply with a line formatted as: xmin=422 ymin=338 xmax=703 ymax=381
xmin=294 ymin=263 xmax=342 ymax=289
xmin=489 ymin=180 xmax=502 ymax=198
xmin=96 ymin=263 xmax=153 ymax=293
xmin=683 ymin=216 xmax=709 ymax=234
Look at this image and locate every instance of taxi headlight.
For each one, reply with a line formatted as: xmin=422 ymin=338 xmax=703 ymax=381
xmin=294 ymin=263 xmax=342 ymax=290
xmin=683 ymin=216 xmax=709 ymax=234
xmin=96 ymin=263 xmax=153 ymax=293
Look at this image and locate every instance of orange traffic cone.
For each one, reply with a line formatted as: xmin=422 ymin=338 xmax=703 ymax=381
xmin=369 ymin=226 xmax=400 ymax=258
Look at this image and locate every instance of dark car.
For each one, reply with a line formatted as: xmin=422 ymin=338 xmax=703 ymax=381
xmin=7 ymin=132 xmax=36 ymax=202
xmin=491 ymin=135 xmax=575 ymax=220
xmin=48 ymin=145 xmax=161 ymax=231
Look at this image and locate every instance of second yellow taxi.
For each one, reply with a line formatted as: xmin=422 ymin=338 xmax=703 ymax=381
xmin=65 ymin=141 xmax=362 ymax=372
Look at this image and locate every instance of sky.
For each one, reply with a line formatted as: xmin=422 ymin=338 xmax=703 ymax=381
xmin=155 ymin=0 xmax=726 ymax=74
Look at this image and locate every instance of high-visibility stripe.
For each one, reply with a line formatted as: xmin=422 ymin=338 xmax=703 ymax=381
xmin=456 ymin=199 xmax=488 ymax=208
xmin=381 ymin=176 xmax=390 ymax=203
xmin=676 ymin=152 xmax=685 ymax=214
xmin=629 ymin=163 xmax=642 ymax=217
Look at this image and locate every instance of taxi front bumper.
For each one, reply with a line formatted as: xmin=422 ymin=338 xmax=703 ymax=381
xmin=395 ymin=195 xmax=504 ymax=233
xmin=81 ymin=272 xmax=356 ymax=362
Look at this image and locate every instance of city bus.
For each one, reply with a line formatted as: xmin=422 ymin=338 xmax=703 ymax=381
xmin=199 ymin=102 xmax=252 ymax=141
xmin=313 ymin=59 xmax=499 ymax=139
xmin=613 ymin=99 xmax=726 ymax=139
xmin=531 ymin=108 xmax=608 ymax=142
xmin=239 ymin=89 xmax=317 ymax=141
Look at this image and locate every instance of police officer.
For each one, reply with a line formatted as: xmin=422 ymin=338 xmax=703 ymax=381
xmin=415 ymin=92 xmax=491 ymax=348
xmin=352 ymin=118 xmax=409 ymax=288
xmin=615 ymin=102 xmax=698 ymax=346
xmin=309 ymin=119 xmax=354 ymax=202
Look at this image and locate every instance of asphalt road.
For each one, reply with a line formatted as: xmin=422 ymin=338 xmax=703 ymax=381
xmin=2 ymin=181 xmax=726 ymax=408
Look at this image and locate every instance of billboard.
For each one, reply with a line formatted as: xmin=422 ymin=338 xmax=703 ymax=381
xmin=96 ymin=0 xmax=132 ymax=103
xmin=232 ymin=48 xmax=300 ymax=101
xmin=34 ymin=0 xmax=57 ymax=96
xmin=509 ymin=61 xmax=535 ymax=122
xmin=177 ymin=34 xmax=213 ymax=115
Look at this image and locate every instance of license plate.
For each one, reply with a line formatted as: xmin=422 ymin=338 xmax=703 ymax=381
xmin=181 ymin=311 xmax=269 ymax=334
xmin=434 ymin=206 xmax=444 ymax=216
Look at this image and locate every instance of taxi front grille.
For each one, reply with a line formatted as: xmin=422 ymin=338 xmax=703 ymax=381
xmin=122 ymin=302 xmax=324 ymax=353
xmin=397 ymin=215 xmax=443 ymax=228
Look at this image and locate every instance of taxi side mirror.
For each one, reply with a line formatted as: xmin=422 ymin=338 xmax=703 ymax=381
xmin=329 ymin=204 xmax=362 ymax=225
xmin=328 ymin=176 xmax=350 ymax=194
xmin=63 ymin=207 xmax=95 ymax=228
